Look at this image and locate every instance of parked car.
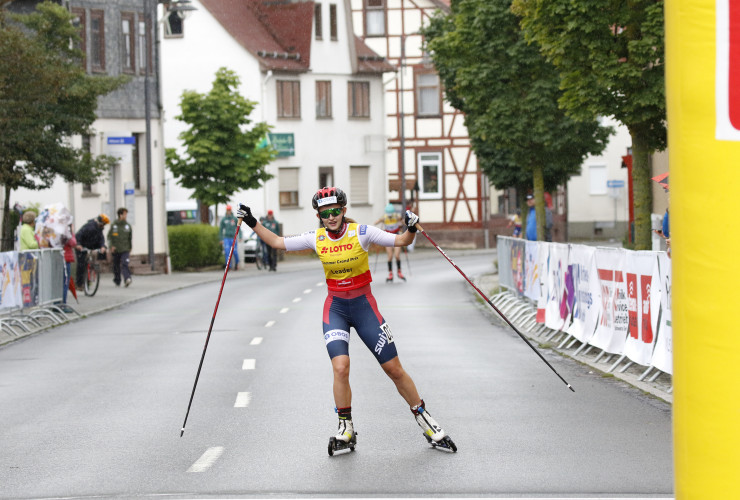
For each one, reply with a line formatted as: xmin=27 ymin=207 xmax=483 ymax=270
xmin=243 ymin=230 xmax=259 ymax=264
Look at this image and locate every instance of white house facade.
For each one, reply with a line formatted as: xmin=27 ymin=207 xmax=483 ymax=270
xmin=161 ymin=0 xmax=393 ymax=236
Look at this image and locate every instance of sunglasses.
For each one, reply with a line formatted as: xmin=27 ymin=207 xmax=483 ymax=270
xmin=318 ymin=207 xmax=343 ymax=219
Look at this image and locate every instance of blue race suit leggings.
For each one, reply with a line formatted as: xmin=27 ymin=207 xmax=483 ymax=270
xmin=322 ymin=284 xmax=398 ymax=364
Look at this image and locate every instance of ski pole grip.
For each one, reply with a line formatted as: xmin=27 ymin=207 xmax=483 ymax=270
xmin=237 ymin=217 xmax=244 ymax=226
xmin=416 ymin=223 xmax=424 ymax=232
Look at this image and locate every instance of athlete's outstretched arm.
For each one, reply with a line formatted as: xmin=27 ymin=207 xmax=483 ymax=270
xmin=237 ymin=204 xmax=286 ymax=250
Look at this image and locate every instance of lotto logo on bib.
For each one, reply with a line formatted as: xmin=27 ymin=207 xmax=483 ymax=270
xmin=324 ymin=329 xmax=349 ymax=345
xmin=320 ymin=243 xmax=354 ymax=254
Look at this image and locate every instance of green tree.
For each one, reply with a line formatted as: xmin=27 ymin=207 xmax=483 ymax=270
xmin=422 ymin=0 xmax=611 ymax=240
xmin=0 ymin=2 xmax=127 ymax=250
xmin=166 ymin=68 xmax=276 ymax=223
xmin=512 ymin=0 xmax=665 ymax=249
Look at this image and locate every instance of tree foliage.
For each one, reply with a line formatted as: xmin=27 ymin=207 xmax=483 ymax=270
xmin=0 ymin=2 xmax=127 ymax=249
xmin=422 ymin=0 xmax=611 ymax=240
xmin=166 ymin=68 xmax=275 ymax=222
xmin=513 ymin=0 xmax=666 ymax=248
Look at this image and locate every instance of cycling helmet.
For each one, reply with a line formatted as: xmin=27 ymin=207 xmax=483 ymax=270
xmin=97 ymin=213 xmax=110 ymax=225
xmin=312 ymin=187 xmax=347 ymax=210
xmin=385 ymin=203 xmax=395 ymax=214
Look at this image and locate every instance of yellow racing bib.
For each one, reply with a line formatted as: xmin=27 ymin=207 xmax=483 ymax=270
xmin=316 ymin=223 xmax=371 ymax=291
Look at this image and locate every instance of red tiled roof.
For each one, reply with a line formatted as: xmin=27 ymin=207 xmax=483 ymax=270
xmin=200 ymin=0 xmax=392 ymax=74
xmin=355 ymin=36 xmax=395 ymax=74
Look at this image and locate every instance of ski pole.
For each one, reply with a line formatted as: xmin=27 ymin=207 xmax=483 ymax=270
xmin=414 ymin=223 xmax=574 ymax=392
xmin=403 ymin=246 xmax=412 ymax=277
xmin=180 ymin=218 xmax=244 ymax=437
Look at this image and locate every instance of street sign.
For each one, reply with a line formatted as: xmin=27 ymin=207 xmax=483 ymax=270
xmin=268 ymin=133 xmax=295 ymax=157
xmin=107 ymin=137 xmax=136 ymax=145
xmin=607 ymin=180 xmax=625 ymax=188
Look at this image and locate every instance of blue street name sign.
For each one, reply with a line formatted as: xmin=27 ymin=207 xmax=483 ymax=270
xmin=607 ymin=180 xmax=625 ymax=188
xmin=107 ymin=137 xmax=136 ymax=145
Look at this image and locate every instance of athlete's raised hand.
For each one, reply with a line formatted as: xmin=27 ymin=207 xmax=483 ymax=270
xmin=404 ymin=210 xmax=419 ymax=233
xmin=237 ymin=203 xmax=258 ymax=228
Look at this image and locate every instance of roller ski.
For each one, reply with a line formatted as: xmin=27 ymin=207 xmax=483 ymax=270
xmin=386 ymin=271 xmax=394 ymax=283
xmin=328 ymin=408 xmax=356 ymax=456
xmin=412 ymin=400 xmax=457 ymax=452
xmin=396 ymin=270 xmax=406 ymax=282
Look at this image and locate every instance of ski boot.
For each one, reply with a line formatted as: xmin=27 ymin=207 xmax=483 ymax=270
xmin=386 ymin=271 xmax=394 ymax=283
xmin=397 ymin=269 xmax=407 ymax=282
xmin=328 ymin=410 xmax=357 ymax=456
xmin=412 ymin=400 xmax=457 ymax=452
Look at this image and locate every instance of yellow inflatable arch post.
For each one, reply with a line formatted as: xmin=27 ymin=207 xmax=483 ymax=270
xmin=665 ymin=0 xmax=740 ymax=496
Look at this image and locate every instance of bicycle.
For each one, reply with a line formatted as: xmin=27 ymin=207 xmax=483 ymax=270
xmin=80 ymin=248 xmax=101 ymax=296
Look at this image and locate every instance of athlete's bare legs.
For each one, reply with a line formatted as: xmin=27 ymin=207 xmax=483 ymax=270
xmin=331 ymin=354 xmax=352 ymax=408
xmin=381 ymin=356 xmax=421 ymax=407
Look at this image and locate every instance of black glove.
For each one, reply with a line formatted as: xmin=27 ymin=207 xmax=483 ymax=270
xmin=237 ymin=203 xmax=257 ymax=228
xmin=404 ymin=210 xmax=419 ymax=233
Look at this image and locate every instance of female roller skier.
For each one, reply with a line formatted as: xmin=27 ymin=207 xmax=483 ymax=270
xmin=237 ymin=187 xmax=456 ymax=454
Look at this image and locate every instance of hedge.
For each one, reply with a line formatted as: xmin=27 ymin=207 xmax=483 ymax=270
xmin=168 ymin=224 xmax=222 ymax=270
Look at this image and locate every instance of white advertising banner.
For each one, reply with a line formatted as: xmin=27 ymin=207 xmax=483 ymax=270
xmin=623 ymin=251 xmax=659 ymax=366
xmin=536 ymin=242 xmax=549 ymax=323
xmin=0 ymin=251 xmax=21 ymax=309
xmin=590 ymin=248 xmax=629 ymax=354
xmin=544 ymin=243 xmax=570 ymax=331
xmin=566 ymin=245 xmax=601 ymax=343
xmin=650 ymin=253 xmax=673 ymax=374
xmin=524 ymin=240 xmax=541 ymax=302
xmin=510 ymin=239 xmax=527 ymax=296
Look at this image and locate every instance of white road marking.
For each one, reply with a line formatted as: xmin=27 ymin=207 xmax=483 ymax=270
xmin=250 ymin=337 xmax=263 ymax=345
xmin=304 ymin=289 xmax=312 ymax=294
xmin=234 ymin=392 xmax=251 ymax=407
xmin=292 ymin=297 xmax=302 ymax=303
xmin=316 ymin=282 xmax=324 ymax=287
xmin=265 ymin=320 xmax=275 ymax=328
xmin=242 ymin=359 xmax=256 ymax=370
xmin=187 ymin=446 xmax=224 ymax=472
xmin=279 ymin=307 xmax=289 ymax=314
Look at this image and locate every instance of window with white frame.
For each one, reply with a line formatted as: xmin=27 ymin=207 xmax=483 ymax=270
xmin=314 ymin=3 xmax=322 ymax=39
xmin=365 ymin=0 xmax=385 ymax=36
xmin=589 ymin=165 xmax=607 ymax=195
xmin=279 ymin=167 xmax=300 ymax=207
xmin=418 ymin=152 xmax=442 ymax=199
xmin=319 ymin=166 xmax=334 ymax=189
xmin=316 ymin=80 xmax=332 ymax=118
xmin=416 ymin=71 xmax=441 ymax=116
xmin=350 ymin=166 xmax=370 ymax=204
xmin=277 ymin=80 xmax=301 ymax=118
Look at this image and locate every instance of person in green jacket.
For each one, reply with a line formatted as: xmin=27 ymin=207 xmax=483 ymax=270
xmin=108 ymin=208 xmax=133 ymax=287
xmin=19 ymin=211 xmax=39 ymax=250
xmin=219 ymin=205 xmax=239 ymax=270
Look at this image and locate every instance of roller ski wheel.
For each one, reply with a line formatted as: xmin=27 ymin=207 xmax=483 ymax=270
xmin=397 ymin=271 xmax=406 ymax=282
xmin=328 ymin=432 xmax=357 ymax=456
xmin=386 ymin=272 xmax=393 ymax=283
xmin=424 ymin=433 xmax=457 ymax=452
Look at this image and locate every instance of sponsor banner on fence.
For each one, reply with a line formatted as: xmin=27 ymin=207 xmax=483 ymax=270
xmin=19 ymin=252 xmax=39 ymax=308
xmin=524 ymin=240 xmax=541 ymax=302
xmin=510 ymin=239 xmax=526 ymax=295
xmin=0 ymin=252 xmax=21 ymax=309
xmin=544 ymin=243 xmax=570 ymax=331
xmin=535 ymin=242 xmax=549 ymax=323
xmin=650 ymin=253 xmax=673 ymax=374
xmin=591 ymin=248 xmax=629 ymax=354
xmin=623 ymin=251 xmax=659 ymax=366
xmin=566 ymin=245 xmax=600 ymax=344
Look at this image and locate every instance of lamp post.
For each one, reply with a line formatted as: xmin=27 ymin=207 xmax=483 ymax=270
xmin=144 ymin=0 xmax=196 ymax=271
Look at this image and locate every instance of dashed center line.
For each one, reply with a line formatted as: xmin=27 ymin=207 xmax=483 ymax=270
xmin=279 ymin=307 xmax=290 ymax=314
xmin=187 ymin=447 xmax=224 ymax=473
xmin=292 ymin=297 xmax=302 ymax=303
xmin=234 ymin=392 xmax=251 ymax=408
xmin=250 ymin=337 xmax=263 ymax=345
xmin=242 ymin=359 xmax=256 ymax=370
xmin=304 ymin=289 xmax=312 ymax=294
xmin=265 ymin=320 xmax=275 ymax=328
xmin=316 ymin=282 xmax=324 ymax=287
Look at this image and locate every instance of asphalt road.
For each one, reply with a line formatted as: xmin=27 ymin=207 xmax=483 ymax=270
xmin=0 ymin=250 xmax=673 ymax=499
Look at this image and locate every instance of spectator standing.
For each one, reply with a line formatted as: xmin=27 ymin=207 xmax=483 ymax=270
xmin=525 ymin=195 xmax=537 ymax=241
xmin=19 ymin=211 xmax=39 ymax=250
xmin=260 ymin=210 xmax=280 ymax=271
xmin=219 ymin=205 xmax=240 ymax=270
xmin=75 ymin=214 xmax=109 ymax=288
xmin=60 ymin=225 xmax=76 ymax=303
xmin=108 ymin=208 xmax=133 ymax=287
xmin=507 ymin=209 xmax=522 ymax=238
